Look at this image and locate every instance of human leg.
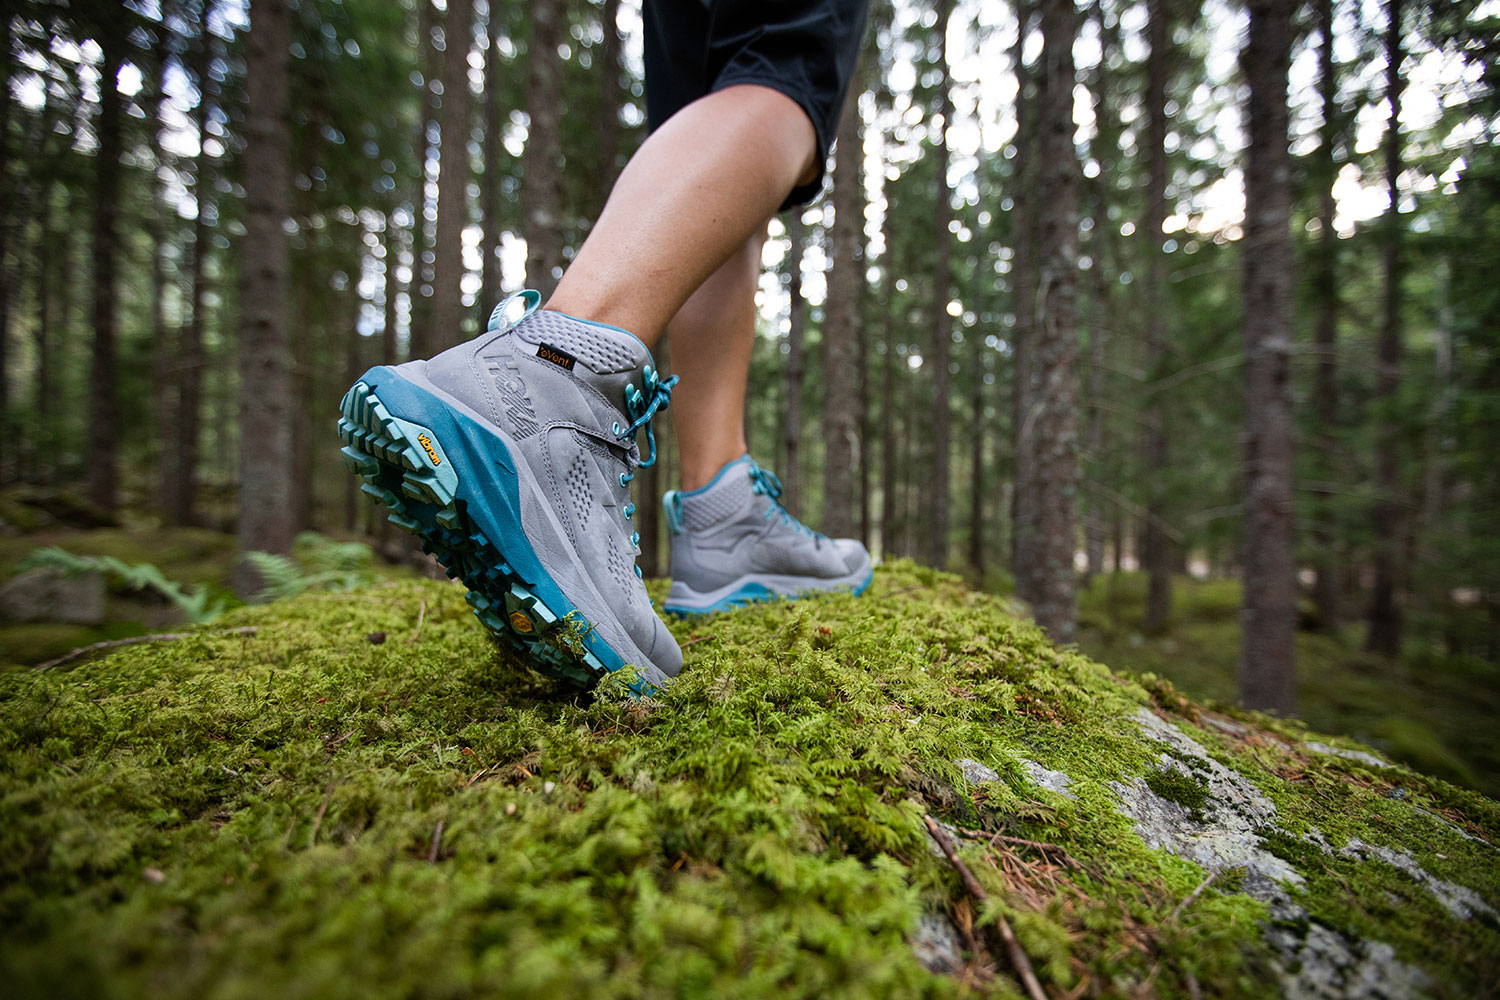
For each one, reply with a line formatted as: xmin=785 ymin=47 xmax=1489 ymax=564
xmin=546 ymin=85 xmax=814 ymax=346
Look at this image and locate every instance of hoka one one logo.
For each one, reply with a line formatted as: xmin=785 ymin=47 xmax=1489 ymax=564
xmin=416 ymin=433 xmax=441 ymax=466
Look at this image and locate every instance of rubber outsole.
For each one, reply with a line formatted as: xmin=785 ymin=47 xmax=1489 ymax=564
xmin=663 ymin=568 xmax=875 ymax=617
xmin=338 ymin=377 xmax=646 ymax=693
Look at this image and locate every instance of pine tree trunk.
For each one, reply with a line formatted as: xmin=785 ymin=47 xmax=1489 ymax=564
xmin=87 ymin=28 xmax=126 ymax=512
xmin=152 ymin=21 xmax=178 ymax=518
xmin=926 ymin=0 xmax=954 ymax=567
xmin=1311 ymin=0 xmax=1340 ymax=632
xmin=1239 ymin=0 xmax=1297 ymax=713
xmin=1030 ymin=0 xmax=1081 ymax=642
xmin=431 ymin=0 xmax=474 ymax=352
xmin=822 ymin=72 xmax=864 ymax=540
xmin=879 ymin=274 xmax=897 ymax=559
xmin=1141 ymin=0 xmax=1173 ymax=632
xmin=598 ymin=0 xmax=623 ymax=202
xmin=383 ymin=214 xmax=404 ymax=364
xmin=0 ymin=17 xmax=13 ymax=483
xmin=236 ymin=0 xmax=296 ymax=595
xmin=783 ymin=214 xmax=806 ymax=514
xmin=523 ymin=0 xmax=565 ymax=297
xmin=1085 ymin=0 xmax=1114 ymax=583
xmin=1366 ymin=0 xmax=1405 ymax=657
xmin=479 ymin=4 xmax=505 ymax=315
xmin=169 ymin=5 xmax=214 ymax=527
xmin=968 ymin=347 xmax=985 ymax=578
xmin=1009 ymin=0 xmax=1038 ymax=602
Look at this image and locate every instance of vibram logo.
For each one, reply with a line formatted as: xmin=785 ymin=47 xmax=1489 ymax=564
xmin=536 ymin=343 xmax=577 ymax=371
xmin=416 ymin=433 xmax=442 ymax=466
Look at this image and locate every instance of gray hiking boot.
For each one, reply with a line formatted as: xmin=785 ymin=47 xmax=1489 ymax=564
xmin=661 ymin=455 xmax=873 ymax=615
xmin=336 ymin=291 xmax=682 ymax=692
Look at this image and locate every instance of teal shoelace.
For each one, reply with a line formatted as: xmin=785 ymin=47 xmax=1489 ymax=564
xmin=747 ymin=461 xmax=823 ymax=540
xmin=613 ymin=365 xmax=678 ymax=580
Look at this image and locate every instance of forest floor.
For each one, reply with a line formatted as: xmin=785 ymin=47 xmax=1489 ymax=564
xmin=2 ymin=557 xmax=1498 ymax=997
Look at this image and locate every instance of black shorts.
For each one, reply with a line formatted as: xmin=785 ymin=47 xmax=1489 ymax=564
xmin=643 ymin=0 xmax=870 ymax=210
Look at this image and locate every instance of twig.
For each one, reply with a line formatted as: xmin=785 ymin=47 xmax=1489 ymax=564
xmin=37 ymin=627 xmax=259 ymax=671
xmin=1169 ymin=871 xmax=1218 ymax=923
xmin=409 ymin=599 xmax=427 ymax=643
xmin=680 ymin=634 xmax=718 ymax=648
xmin=954 ymin=825 xmax=1088 ymax=871
xmin=428 ymin=820 xmax=445 ymax=863
xmin=308 ymin=780 xmax=337 ymax=848
xmin=926 ymin=815 xmax=1047 ymax=1000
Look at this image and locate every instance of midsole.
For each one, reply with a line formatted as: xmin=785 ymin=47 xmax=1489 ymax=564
xmin=665 ymin=568 xmax=873 ymax=611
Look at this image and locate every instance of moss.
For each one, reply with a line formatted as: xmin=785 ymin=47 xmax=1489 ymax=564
xmin=1144 ymin=766 xmax=1211 ymax=818
xmin=0 ymin=561 xmax=1494 ymax=999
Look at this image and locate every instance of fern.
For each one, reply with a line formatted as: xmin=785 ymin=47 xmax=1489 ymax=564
xmin=243 ymin=533 xmax=375 ymax=601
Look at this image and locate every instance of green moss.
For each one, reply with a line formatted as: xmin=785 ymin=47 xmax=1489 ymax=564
xmin=1145 ymin=766 xmax=1211 ymax=818
xmin=0 ymin=561 xmax=1493 ymax=999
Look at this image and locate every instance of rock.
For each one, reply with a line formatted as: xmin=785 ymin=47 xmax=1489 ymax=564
xmin=1306 ymin=741 xmax=1392 ymax=769
xmin=909 ymin=913 xmax=965 ymax=975
xmin=954 ymin=758 xmax=999 ymax=784
xmin=1015 ymin=756 xmax=1079 ymax=800
xmin=0 ymin=567 xmax=106 ymax=625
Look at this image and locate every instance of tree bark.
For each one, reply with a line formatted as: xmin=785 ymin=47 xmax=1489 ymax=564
xmin=1311 ymin=0 xmax=1340 ymax=632
xmin=86 ymin=24 xmax=126 ymax=512
xmin=522 ymin=0 xmax=565 ymax=297
xmin=236 ymin=0 xmax=296 ymax=594
xmin=1142 ymin=0 xmax=1173 ymax=633
xmin=1030 ymin=0 xmax=1081 ymax=642
xmin=1009 ymin=0 xmax=1038 ymax=602
xmin=430 ymin=0 xmax=474 ymax=353
xmin=598 ymin=0 xmax=623 ymax=202
xmin=1366 ymin=0 xmax=1405 ymax=657
xmin=479 ymin=2 xmax=505 ymax=313
xmin=1239 ymin=0 xmax=1297 ymax=713
xmin=822 ymin=69 xmax=864 ymax=540
xmin=0 ymin=17 xmax=13 ymax=483
xmin=927 ymin=0 xmax=954 ymax=568
xmin=879 ymin=272 xmax=897 ymax=558
xmin=168 ymin=2 xmax=215 ymax=526
xmin=383 ymin=213 xmax=404 ymax=365
xmin=783 ymin=213 xmax=806 ymax=514
xmin=152 ymin=16 xmax=178 ymax=517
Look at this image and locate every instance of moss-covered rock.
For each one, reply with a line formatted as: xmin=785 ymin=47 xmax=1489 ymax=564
xmin=0 ymin=562 xmax=1494 ymax=998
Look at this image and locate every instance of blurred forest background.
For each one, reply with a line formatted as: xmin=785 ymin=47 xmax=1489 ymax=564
xmin=1 ymin=0 xmax=1497 ymax=792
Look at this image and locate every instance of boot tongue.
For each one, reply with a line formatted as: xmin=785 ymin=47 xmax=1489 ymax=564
xmin=510 ymin=309 xmax=653 ymax=416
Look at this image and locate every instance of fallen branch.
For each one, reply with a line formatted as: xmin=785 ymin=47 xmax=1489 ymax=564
xmin=37 ymin=627 xmax=259 ymax=671
xmin=1169 ymin=871 xmax=1217 ymax=923
xmin=926 ymin=815 xmax=1047 ymax=1000
xmin=954 ymin=824 xmax=1089 ymax=872
xmin=680 ymin=634 xmax=718 ymax=648
xmin=428 ymin=820 xmax=445 ymax=863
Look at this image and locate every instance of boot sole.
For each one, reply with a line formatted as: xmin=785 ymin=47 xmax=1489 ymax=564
xmin=337 ymin=370 xmax=653 ymax=693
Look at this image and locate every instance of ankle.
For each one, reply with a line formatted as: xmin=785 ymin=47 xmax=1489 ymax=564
xmin=679 ymin=449 xmax=749 ymax=492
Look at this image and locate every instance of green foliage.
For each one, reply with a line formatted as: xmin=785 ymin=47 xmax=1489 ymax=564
xmin=242 ymin=532 xmax=376 ymax=602
xmin=1 ymin=564 xmax=1495 ymax=998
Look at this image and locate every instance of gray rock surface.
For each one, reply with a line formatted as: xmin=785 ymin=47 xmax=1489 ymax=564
xmin=0 ymin=567 xmax=106 ymax=624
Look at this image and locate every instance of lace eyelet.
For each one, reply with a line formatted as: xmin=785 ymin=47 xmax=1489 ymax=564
xmin=611 ymin=421 xmax=621 ymax=435
xmin=619 ymin=473 xmax=629 ymax=487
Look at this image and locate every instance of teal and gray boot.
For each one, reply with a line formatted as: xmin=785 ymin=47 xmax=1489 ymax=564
xmin=337 ymin=291 xmax=682 ymax=692
xmin=661 ymin=456 xmax=873 ymax=615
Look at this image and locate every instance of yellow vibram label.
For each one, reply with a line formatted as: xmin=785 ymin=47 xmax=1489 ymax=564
xmin=508 ymin=611 xmax=535 ymax=634
xmin=416 ymin=433 xmax=442 ymax=466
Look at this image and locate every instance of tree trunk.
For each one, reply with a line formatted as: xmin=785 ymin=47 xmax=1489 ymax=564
xmin=479 ymin=3 xmax=505 ymax=313
xmin=236 ymin=0 xmax=296 ymax=594
xmin=430 ymin=0 xmax=474 ymax=353
xmin=169 ymin=3 xmax=214 ymax=527
xmin=1009 ymin=0 xmax=1038 ymax=602
xmin=1311 ymin=0 xmax=1340 ymax=632
xmin=879 ymin=274 xmax=897 ymax=559
xmin=926 ymin=0 xmax=954 ymax=567
xmin=822 ymin=70 xmax=864 ymax=540
xmin=0 ymin=17 xmax=13 ymax=482
xmin=86 ymin=28 xmax=126 ymax=512
xmin=1030 ymin=0 xmax=1081 ymax=642
xmin=598 ymin=0 xmax=623 ymax=202
xmin=968 ymin=343 xmax=985 ymax=578
xmin=152 ymin=19 xmax=178 ymax=517
xmin=1366 ymin=0 xmax=1405 ymax=657
xmin=523 ymin=0 xmax=565 ymax=297
xmin=1239 ymin=0 xmax=1297 ymax=713
xmin=783 ymin=213 xmax=806 ymax=513
xmin=1142 ymin=0 xmax=1172 ymax=633
xmin=383 ymin=213 xmax=404 ymax=364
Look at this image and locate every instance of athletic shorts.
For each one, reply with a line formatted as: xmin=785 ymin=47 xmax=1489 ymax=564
xmin=642 ymin=0 xmax=871 ymax=210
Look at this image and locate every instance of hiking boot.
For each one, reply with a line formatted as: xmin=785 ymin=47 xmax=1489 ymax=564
xmin=337 ymin=291 xmax=682 ymax=692
xmin=661 ymin=455 xmax=873 ymax=615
